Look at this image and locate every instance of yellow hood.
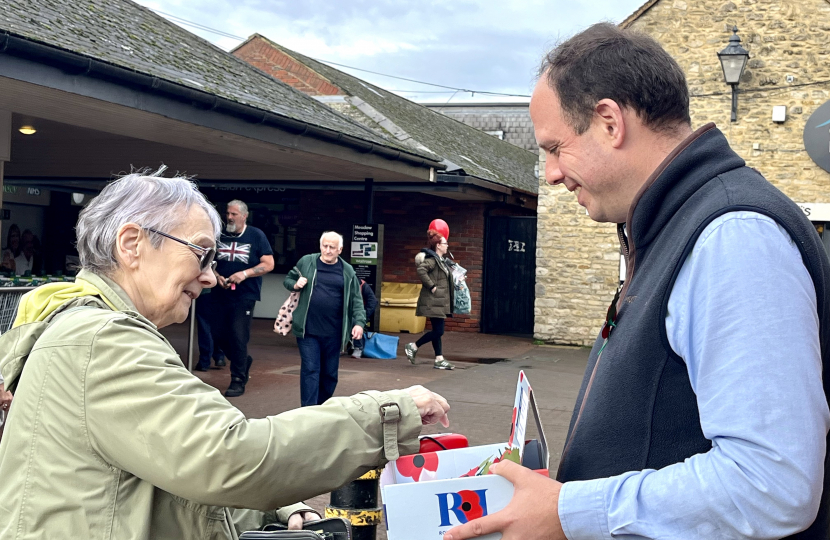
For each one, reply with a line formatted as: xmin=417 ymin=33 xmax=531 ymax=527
xmin=12 ymin=279 xmax=116 ymax=328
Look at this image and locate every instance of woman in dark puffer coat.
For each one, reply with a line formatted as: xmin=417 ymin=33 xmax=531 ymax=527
xmin=404 ymin=229 xmax=455 ymax=370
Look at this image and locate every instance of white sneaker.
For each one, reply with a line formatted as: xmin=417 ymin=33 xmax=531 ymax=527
xmin=433 ymin=356 xmax=455 ymax=370
xmin=351 ymin=348 xmax=363 ymax=359
xmin=404 ymin=343 xmax=418 ymax=365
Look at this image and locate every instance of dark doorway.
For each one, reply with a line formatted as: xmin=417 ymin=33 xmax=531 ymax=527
xmin=482 ymin=216 xmax=537 ymax=335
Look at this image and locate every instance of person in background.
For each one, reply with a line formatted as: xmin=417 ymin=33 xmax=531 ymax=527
xmin=351 ymin=279 xmax=378 ymax=358
xmin=212 ymin=200 xmax=274 ymax=397
xmin=1 ymin=224 xmax=21 ymax=274
xmin=194 ymin=287 xmax=225 ymax=371
xmin=283 ymin=232 xmax=366 ymax=406
xmin=405 ymin=229 xmax=455 ymax=370
xmin=0 ymin=171 xmax=451 ymax=539
xmin=446 ymin=23 xmax=830 ymax=540
xmin=13 ymin=230 xmax=35 ymax=276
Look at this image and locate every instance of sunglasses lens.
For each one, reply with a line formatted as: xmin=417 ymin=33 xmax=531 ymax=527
xmin=201 ymin=248 xmax=216 ymax=271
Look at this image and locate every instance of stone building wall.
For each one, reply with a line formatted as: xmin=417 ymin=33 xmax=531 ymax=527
xmin=534 ymin=153 xmax=620 ymax=346
xmin=534 ymin=0 xmax=830 ymax=345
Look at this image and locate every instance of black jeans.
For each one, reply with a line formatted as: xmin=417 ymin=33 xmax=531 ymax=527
xmin=415 ymin=317 xmax=445 ymax=356
xmin=195 ymin=294 xmax=224 ymax=369
xmin=297 ymin=334 xmax=341 ymax=406
xmin=214 ymin=298 xmax=256 ymax=383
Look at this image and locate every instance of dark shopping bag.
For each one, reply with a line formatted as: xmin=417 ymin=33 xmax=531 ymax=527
xmin=362 ymin=331 xmax=399 ymax=359
xmin=240 ymin=517 xmax=351 ymax=540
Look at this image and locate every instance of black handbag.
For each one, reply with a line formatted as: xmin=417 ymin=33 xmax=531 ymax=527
xmin=239 ymin=518 xmax=352 ymax=540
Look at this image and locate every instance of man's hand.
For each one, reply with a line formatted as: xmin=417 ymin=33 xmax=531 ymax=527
xmin=352 ymin=325 xmax=364 ymax=340
xmin=0 ymin=383 xmax=12 ymax=413
xmin=405 ymin=385 xmax=450 ymax=427
xmin=445 ymin=460 xmax=565 ymax=540
xmin=294 ymin=277 xmax=308 ymax=290
xmin=287 ymin=511 xmax=321 ymax=530
xmin=216 ymin=274 xmax=230 ymax=289
xmin=228 ymin=270 xmax=248 ymax=285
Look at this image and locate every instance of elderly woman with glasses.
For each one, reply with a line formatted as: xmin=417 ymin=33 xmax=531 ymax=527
xmin=0 ymin=170 xmax=450 ymax=540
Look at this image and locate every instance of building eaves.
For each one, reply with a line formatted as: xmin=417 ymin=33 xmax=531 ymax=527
xmin=0 ymin=0 xmax=441 ymax=167
xmin=252 ymin=37 xmax=538 ymax=195
xmin=619 ymin=0 xmax=662 ymax=28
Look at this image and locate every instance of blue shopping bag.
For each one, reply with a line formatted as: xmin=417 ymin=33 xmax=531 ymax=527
xmin=362 ymin=332 xmax=399 ymax=359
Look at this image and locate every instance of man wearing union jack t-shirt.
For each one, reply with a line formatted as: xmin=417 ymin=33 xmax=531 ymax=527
xmin=212 ymin=200 xmax=274 ymax=398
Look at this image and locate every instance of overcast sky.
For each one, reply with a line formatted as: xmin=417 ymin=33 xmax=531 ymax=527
xmin=133 ymin=0 xmax=646 ymax=103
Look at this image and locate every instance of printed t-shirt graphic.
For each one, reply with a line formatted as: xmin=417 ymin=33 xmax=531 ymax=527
xmin=214 ymin=226 xmax=273 ymax=303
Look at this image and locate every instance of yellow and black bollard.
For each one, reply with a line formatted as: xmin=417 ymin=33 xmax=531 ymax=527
xmin=325 ymin=468 xmax=383 ymax=540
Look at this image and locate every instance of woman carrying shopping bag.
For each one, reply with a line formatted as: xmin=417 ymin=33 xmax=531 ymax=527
xmin=404 ymin=227 xmax=456 ymax=370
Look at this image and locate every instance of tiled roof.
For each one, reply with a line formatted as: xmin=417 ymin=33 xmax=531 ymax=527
xmin=426 ymin=104 xmax=537 ymax=153
xmin=0 ymin=0 xmax=438 ymax=160
xmin=242 ymin=36 xmax=538 ymax=194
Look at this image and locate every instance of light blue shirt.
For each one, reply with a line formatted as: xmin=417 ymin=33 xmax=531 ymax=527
xmin=559 ymin=211 xmax=830 ymax=539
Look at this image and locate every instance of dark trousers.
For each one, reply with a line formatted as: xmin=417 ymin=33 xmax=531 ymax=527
xmin=297 ymin=334 xmax=341 ymax=406
xmin=196 ymin=294 xmax=224 ymax=369
xmin=415 ymin=317 xmax=445 ymax=356
xmin=214 ymin=298 xmax=256 ymax=383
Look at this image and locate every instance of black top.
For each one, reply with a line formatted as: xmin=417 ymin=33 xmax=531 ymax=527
xmin=214 ymin=226 xmax=273 ymax=303
xmin=306 ymin=258 xmax=344 ymax=337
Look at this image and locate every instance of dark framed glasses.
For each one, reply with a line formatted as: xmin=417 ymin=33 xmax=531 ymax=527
xmin=143 ymin=227 xmax=216 ymax=272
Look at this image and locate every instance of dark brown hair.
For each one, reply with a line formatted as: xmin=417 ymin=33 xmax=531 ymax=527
xmin=538 ymin=23 xmax=690 ymax=135
xmin=426 ymin=229 xmax=444 ymax=251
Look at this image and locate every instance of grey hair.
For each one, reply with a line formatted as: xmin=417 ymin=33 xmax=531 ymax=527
xmin=320 ymin=231 xmax=344 ymax=249
xmin=227 ymin=199 xmax=248 ymax=215
xmin=76 ymin=166 xmax=222 ymax=274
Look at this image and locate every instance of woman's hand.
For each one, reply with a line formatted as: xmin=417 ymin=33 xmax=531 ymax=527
xmin=287 ymin=511 xmax=321 ymax=530
xmin=0 ymin=383 xmax=12 ymax=413
xmin=294 ymin=277 xmax=308 ymax=290
xmin=405 ymin=385 xmax=450 ymax=427
xmin=431 ymin=286 xmax=437 ymax=293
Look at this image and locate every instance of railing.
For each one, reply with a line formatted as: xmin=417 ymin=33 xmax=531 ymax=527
xmin=0 ymin=287 xmax=34 ymax=335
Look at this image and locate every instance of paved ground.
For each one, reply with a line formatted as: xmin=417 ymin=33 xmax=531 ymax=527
xmin=161 ymin=320 xmax=590 ymax=536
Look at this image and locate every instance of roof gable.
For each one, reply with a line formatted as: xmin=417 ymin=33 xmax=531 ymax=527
xmin=621 ymin=0 xmax=830 ymax=27
xmin=235 ymin=35 xmax=538 ymax=194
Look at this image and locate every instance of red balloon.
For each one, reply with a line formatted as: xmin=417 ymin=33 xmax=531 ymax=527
xmin=429 ymin=219 xmax=450 ymax=240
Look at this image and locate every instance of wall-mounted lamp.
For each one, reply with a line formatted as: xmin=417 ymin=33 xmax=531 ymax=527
xmin=717 ymin=27 xmax=750 ymax=122
xmin=18 ymin=125 xmax=36 ymax=135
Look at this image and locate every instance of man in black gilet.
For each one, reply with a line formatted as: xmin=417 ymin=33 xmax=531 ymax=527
xmin=446 ymin=23 xmax=830 ymax=540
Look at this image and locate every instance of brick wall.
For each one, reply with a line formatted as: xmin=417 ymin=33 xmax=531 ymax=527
xmin=292 ymin=190 xmax=489 ymax=332
xmin=233 ymin=37 xmax=343 ymax=96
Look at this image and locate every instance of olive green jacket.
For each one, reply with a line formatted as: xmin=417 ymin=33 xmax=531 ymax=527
xmin=0 ymin=271 xmax=420 ymax=540
xmin=283 ymin=254 xmax=365 ymax=352
xmin=415 ymin=250 xmax=455 ymax=319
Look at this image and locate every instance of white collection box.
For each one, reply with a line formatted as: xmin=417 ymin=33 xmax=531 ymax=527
xmin=381 ymin=371 xmax=548 ymax=540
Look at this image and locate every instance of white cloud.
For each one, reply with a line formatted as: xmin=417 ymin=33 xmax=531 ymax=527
xmin=135 ymin=0 xmax=646 ymax=102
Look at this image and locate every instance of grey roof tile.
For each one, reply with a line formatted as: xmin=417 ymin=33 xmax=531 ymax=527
xmin=0 ymin=0 xmax=437 ymax=160
xmin=256 ymin=39 xmax=537 ymax=194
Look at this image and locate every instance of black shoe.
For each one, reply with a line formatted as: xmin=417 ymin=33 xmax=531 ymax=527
xmin=225 ymin=380 xmax=246 ymax=397
xmin=194 ymin=364 xmax=209 ymax=372
xmin=214 ymin=357 xmax=226 ymax=368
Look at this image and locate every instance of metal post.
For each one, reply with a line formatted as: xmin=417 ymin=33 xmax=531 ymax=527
xmin=730 ymin=85 xmax=738 ymax=122
xmin=326 ymin=469 xmax=383 ymax=540
xmin=187 ymin=298 xmax=196 ymax=371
